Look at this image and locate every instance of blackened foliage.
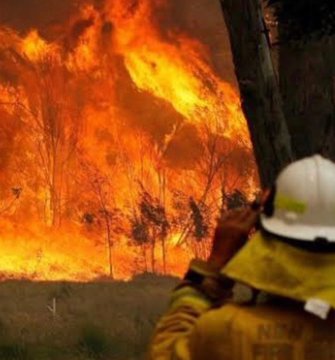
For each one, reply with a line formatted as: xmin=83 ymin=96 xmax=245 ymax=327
xmin=267 ymin=0 xmax=335 ymax=40
xmin=82 ymin=212 xmax=95 ymax=224
xmin=225 ymin=190 xmax=248 ymax=210
xmin=140 ymin=192 xmax=169 ymax=239
xmin=131 ymin=217 xmax=150 ymax=245
xmin=11 ymin=187 xmax=22 ymax=199
xmin=189 ymin=198 xmax=209 ymax=242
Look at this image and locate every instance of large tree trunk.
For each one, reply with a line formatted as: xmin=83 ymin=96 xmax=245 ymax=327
xmin=219 ymin=0 xmax=293 ymax=187
xmin=279 ymin=37 xmax=335 ymax=160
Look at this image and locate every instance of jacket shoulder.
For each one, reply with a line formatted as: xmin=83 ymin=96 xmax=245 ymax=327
xmin=190 ymin=303 xmax=335 ymax=360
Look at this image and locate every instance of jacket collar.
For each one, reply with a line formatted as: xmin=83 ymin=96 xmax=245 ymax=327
xmin=221 ymin=231 xmax=335 ymax=310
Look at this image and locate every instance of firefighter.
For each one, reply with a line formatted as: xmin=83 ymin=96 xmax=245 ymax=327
xmin=149 ymin=155 xmax=335 ymax=360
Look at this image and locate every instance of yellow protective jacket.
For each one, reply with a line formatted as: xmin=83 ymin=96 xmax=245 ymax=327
xmin=149 ymin=296 xmax=335 ymax=360
xmin=149 ymin=232 xmax=335 ymax=360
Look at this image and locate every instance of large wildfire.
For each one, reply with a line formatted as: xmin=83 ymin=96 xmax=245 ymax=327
xmin=0 ymin=0 xmax=257 ymax=281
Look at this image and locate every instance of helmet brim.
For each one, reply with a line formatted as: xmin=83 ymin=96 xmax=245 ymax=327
xmin=260 ymin=215 xmax=335 ymax=242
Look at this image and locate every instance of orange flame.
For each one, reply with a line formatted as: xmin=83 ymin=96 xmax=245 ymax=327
xmin=0 ymin=0 xmax=258 ymax=281
xmin=108 ymin=0 xmax=249 ymax=139
xmin=22 ymin=30 xmax=60 ymax=63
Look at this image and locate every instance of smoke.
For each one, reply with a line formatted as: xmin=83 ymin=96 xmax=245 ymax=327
xmin=162 ymin=0 xmax=236 ymax=84
xmin=164 ymin=124 xmax=203 ymax=169
xmin=0 ymin=1 xmax=74 ymax=38
xmin=0 ymin=0 xmax=242 ymax=168
xmin=0 ymin=0 xmax=233 ymax=77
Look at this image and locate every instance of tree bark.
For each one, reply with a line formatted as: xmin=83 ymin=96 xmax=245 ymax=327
xmin=279 ymin=37 xmax=335 ymax=160
xmin=161 ymin=236 xmax=166 ymax=275
xmin=219 ymin=0 xmax=293 ymax=187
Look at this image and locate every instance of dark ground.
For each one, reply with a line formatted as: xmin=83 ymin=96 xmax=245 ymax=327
xmin=0 ymin=274 xmax=178 ymax=360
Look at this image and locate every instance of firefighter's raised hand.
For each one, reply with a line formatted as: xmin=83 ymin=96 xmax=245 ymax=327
xmin=208 ymin=205 xmax=261 ymax=270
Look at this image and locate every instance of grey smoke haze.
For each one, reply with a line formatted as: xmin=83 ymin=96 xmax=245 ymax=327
xmin=0 ymin=0 xmax=78 ymax=38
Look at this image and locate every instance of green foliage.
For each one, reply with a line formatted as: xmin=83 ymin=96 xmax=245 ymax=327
xmin=267 ymin=0 xmax=335 ymax=40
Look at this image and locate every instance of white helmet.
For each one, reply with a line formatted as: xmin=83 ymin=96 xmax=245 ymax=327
xmin=261 ymin=155 xmax=335 ymax=242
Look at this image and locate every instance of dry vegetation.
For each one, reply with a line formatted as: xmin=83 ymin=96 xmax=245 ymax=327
xmin=0 ymin=274 xmax=178 ymax=360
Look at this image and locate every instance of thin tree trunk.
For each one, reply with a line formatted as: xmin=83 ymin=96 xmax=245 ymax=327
xmin=97 ymin=182 xmax=114 ymax=279
xmin=161 ymin=236 xmax=166 ymax=275
xmin=142 ymin=245 xmax=148 ymax=273
xmin=105 ymin=216 xmax=114 ymax=279
xmin=151 ymin=229 xmax=156 ymax=273
xmin=159 ymin=170 xmax=167 ymax=275
xmin=219 ymin=0 xmax=293 ymax=187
